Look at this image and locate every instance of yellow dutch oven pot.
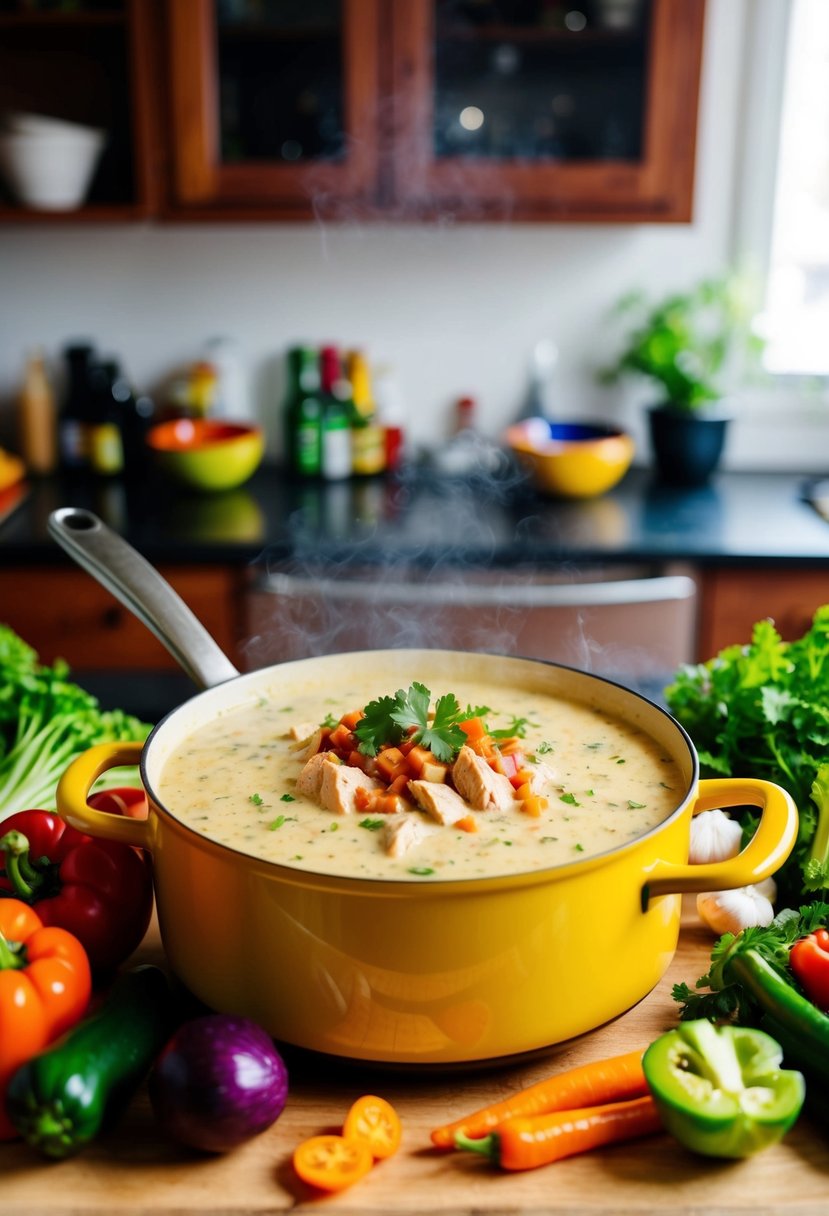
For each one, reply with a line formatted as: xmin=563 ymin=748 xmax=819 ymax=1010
xmin=47 ymin=509 xmax=798 ymax=1067
xmin=56 ymin=651 xmax=797 ymax=1068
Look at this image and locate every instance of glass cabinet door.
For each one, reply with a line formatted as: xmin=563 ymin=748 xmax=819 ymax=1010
xmin=167 ymin=0 xmax=381 ymax=211
xmin=389 ymin=0 xmax=706 ymax=221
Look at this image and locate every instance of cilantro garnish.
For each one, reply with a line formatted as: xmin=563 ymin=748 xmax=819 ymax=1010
xmin=627 ymin=799 xmax=646 ymax=809
xmin=268 ymin=815 xmax=296 ymax=830
xmin=489 ymin=715 xmax=536 ymax=740
xmin=536 ymin=740 xmax=554 ymax=755
xmin=358 ymin=817 xmax=385 ymax=831
xmin=560 ymin=792 xmax=580 ymax=807
xmin=249 ymin=793 xmax=263 ymax=806
xmin=280 ymin=793 xmax=296 ymax=802
xmin=408 ymin=866 xmax=435 ymax=876
xmin=354 ymin=682 xmax=469 ymax=762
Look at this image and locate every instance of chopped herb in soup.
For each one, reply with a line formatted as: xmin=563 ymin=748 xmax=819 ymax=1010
xmin=156 ymin=675 xmax=683 ymax=881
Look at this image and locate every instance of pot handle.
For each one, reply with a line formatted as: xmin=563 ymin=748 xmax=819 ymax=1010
xmin=57 ymin=742 xmax=153 ymax=852
xmin=642 ymin=777 xmax=798 ymax=907
xmin=48 ymin=507 xmax=239 ymax=690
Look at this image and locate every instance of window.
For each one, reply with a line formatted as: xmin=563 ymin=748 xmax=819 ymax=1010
xmin=758 ymin=0 xmax=829 ymax=375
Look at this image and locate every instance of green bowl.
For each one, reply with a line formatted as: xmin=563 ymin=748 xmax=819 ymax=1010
xmin=146 ymin=419 xmax=264 ymax=493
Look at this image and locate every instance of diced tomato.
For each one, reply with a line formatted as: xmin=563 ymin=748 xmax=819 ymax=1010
xmin=347 ymin=750 xmax=371 ymax=772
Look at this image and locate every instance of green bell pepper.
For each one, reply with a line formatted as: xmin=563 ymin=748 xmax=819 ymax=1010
xmin=642 ymin=1020 xmax=804 ymax=1158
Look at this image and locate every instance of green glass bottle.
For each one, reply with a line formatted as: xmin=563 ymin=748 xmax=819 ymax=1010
xmin=283 ymin=345 xmax=322 ymax=478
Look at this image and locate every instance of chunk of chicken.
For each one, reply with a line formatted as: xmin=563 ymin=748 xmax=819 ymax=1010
xmin=382 ymin=813 xmax=434 ymax=858
xmin=408 ymin=780 xmax=470 ymax=826
xmin=452 ymin=745 xmax=515 ymax=811
xmin=287 ymin=721 xmax=317 ymax=742
xmin=319 ymin=761 xmax=382 ymax=816
xmin=291 ymin=727 xmax=326 ymax=761
xmin=528 ymin=761 xmax=559 ymax=794
xmin=296 ymin=751 xmax=337 ymax=801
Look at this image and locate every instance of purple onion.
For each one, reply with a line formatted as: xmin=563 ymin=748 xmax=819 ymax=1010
xmin=149 ymin=1014 xmax=289 ymax=1152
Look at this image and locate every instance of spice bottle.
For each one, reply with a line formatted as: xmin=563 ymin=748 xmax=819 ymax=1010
xmin=318 ymin=345 xmax=352 ymax=481
xmin=345 ymin=349 xmax=386 ymax=477
xmin=87 ymin=360 xmax=125 ymax=477
xmin=17 ymin=350 xmax=57 ymax=476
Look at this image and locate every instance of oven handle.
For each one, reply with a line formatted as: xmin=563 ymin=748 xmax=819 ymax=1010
xmin=254 ymin=571 xmax=697 ymax=608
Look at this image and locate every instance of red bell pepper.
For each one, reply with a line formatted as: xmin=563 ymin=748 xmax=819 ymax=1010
xmin=789 ymin=927 xmax=829 ymax=1012
xmin=0 ymin=898 xmax=91 ymax=1139
xmin=0 ymin=802 xmax=153 ymax=974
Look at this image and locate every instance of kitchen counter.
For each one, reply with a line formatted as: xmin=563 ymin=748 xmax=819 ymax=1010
xmin=4 ymin=904 xmax=828 ymax=1216
xmin=3 ymin=464 xmax=829 ymax=571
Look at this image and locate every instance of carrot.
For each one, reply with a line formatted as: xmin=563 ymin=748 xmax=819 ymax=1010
xmin=519 ymin=794 xmax=546 ymax=817
xmin=455 ymin=1095 xmax=662 ymax=1170
xmin=405 ymin=745 xmax=433 ymax=775
xmin=458 ymin=717 xmax=487 ymax=743
xmin=429 ymin=1048 xmax=649 ymax=1149
xmin=339 ymin=710 xmax=365 ymax=731
xmin=455 ymin=814 xmax=478 ymax=833
xmin=328 ymin=723 xmax=356 ymax=752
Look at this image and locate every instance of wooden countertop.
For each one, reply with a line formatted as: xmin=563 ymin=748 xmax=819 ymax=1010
xmin=4 ymin=903 xmax=828 ymax=1216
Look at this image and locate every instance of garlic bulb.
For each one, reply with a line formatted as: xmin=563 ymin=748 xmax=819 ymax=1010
xmin=689 ymin=809 xmax=743 ymax=864
xmin=696 ymin=885 xmax=775 ymax=936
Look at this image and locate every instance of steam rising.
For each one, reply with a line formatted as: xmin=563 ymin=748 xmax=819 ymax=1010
xmin=240 ymin=471 xmax=696 ymax=687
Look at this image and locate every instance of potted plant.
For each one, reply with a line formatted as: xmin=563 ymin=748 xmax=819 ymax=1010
xmin=598 ymin=274 xmax=764 ymax=485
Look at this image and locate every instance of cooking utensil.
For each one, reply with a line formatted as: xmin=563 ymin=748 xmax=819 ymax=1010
xmin=48 ymin=508 xmax=797 ymax=1066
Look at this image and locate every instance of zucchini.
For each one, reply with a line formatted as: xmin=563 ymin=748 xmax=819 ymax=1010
xmin=6 ymin=963 xmax=174 ymax=1159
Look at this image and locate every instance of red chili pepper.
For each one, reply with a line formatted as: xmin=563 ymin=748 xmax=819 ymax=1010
xmin=790 ymin=927 xmax=829 ymax=1012
xmin=0 ymin=804 xmax=153 ymax=974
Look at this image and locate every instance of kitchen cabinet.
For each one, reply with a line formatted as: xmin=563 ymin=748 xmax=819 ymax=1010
xmin=0 ymin=0 xmax=706 ymax=224
xmin=0 ymin=1 xmax=160 ymax=222
xmin=697 ymin=567 xmax=829 ymax=657
xmin=164 ymin=0 xmax=705 ymax=222
xmin=0 ymin=565 xmax=245 ymax=671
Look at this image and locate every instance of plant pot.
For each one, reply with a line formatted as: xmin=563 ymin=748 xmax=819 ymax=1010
xmin=647 ymin=405 xmax=730 ymax=487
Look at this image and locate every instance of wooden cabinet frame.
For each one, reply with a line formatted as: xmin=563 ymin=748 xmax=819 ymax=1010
xmin=166 ymin=0 xmax=382 ymax=214
xmin=388 ymin=0 xmax=706 ymax=222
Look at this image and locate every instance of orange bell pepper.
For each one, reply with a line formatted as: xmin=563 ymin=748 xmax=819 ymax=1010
xmin=0 ymin=898 xmax=91 ymax=1140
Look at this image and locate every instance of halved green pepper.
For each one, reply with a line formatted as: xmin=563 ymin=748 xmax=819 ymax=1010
xmin=642 ymin=1020 xmax=804 ymax=1158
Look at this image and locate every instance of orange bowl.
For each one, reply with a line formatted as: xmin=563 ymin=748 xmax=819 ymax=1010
xmin=146 ymin=419 xmax=264 ymax=492
xmin=505 ymin=418 xmax=635 ymax=499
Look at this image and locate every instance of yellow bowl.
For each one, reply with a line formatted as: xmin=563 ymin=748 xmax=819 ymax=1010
xmin=146 ymin=419 xmax=264 ymax=493
xmin=505 ymin=418 xmax=635 ymax=499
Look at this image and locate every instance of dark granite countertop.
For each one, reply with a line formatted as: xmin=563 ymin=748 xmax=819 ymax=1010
xmin=3 ymin=464 xmax=829 ymax=572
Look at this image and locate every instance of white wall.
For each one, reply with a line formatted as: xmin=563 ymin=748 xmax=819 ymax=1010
xmin=3 ymin=0 xmax=809 ymax=470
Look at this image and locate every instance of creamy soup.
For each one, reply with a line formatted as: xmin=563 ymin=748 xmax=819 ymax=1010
xmin=156 ymin=669 xmax=684 ymax=881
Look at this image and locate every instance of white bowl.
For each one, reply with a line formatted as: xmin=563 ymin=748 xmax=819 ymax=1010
xmin=0 ymin=125 xmax=105 ymax=210
xmin=5 ymin=111 xmax=101 ymax=140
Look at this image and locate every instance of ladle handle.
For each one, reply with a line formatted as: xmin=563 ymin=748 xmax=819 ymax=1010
xmin=48 ymin=507 xmax=240 ymax=690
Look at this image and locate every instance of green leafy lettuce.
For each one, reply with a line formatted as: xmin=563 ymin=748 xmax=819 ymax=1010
xmin=0 ymin=625 xmax=151 ymax=821
xmin=665 ymin=606 xmax=829 ymax=903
